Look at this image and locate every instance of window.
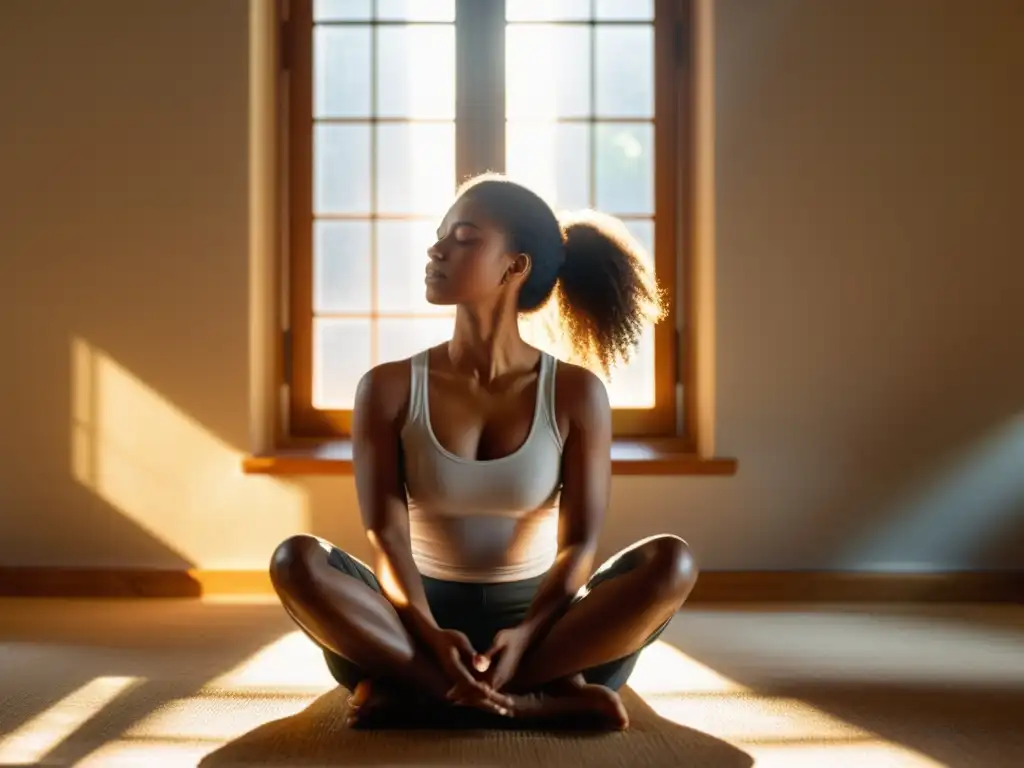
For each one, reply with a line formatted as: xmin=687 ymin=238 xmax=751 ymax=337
xmin=284 ymin=0 xmax=689 ymax=440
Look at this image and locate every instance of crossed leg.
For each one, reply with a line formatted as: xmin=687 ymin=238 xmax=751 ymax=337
xmin=509 ymin=534 xmax=698 ymax=692
xmin=269 ymin=533 xmax=697 ymax=729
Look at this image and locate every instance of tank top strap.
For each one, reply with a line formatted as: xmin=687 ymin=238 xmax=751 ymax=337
xmin=406 ymin=349 xmax=430 ymax=425
xmin=537 ymin=352 xmax=562 ymax=449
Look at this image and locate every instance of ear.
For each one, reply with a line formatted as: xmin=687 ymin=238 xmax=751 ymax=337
xmin=503 ymin=252 xmax=531 ymax=285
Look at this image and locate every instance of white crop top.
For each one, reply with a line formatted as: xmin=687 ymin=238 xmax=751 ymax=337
xmin=400 ymin=349 xmax=563 ymax=582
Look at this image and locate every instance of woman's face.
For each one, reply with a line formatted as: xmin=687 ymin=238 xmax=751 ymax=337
xmin=425 ymin=195 xmax=525 ymax=306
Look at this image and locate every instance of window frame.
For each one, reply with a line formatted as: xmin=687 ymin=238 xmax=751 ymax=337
xmin=281 ymin=0 xmax=694 ymax=445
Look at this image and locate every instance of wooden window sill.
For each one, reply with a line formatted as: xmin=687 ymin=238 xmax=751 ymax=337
xmin=242 ymin=440 xmax=737 ymax=477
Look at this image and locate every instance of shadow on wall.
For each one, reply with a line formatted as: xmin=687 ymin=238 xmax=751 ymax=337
xmin=66 ymin=338 xmax=308 ymax=570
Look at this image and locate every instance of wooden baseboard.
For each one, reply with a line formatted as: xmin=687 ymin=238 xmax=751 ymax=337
xmin=0 ymin=568 xmax=273 ymax=598
xmin=688 ymin=571 xmax=1023 ymax=604
xmin=0 ymin=568 xmax=1020 ymax=603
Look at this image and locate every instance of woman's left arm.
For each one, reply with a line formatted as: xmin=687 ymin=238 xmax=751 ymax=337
xmin=479 ymin=368 xmax=611 ymax=687
xmin=520 ymin=367 xmax=611 ymax=639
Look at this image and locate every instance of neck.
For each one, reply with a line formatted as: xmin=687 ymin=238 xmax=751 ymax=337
xmin=448 ymin=301 xmax=531 ymax=383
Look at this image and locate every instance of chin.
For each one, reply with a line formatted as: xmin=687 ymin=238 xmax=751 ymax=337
xmin=424 ymin=286 xmax=455 ymax=306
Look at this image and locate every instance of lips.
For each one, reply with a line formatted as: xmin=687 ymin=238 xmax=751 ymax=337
xmin=425 ymin=267 xmax=445 ymax=280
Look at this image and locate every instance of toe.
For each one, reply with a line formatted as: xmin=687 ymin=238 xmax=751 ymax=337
xmin=348 ymin=679 xmax=373 ymax=708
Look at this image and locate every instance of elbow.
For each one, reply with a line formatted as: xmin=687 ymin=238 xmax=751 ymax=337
xmin=557 ymin=541 xmax=598 ymax=592
xmin=561 ymin=538 xmax=599 ymax=565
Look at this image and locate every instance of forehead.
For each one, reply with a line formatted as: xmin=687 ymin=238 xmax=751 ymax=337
xmin=438 ymin=194 xmax=501 ymax=234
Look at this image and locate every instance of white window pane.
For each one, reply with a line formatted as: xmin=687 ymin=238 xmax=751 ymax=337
xmin=315 ymin=0 xmax=371 ymax=20
xmin=506 ymin=0 xmax=591 ymax=21
xmin=378 ymin=318 xmax=454 ymax=363
xmin=595 ymin=123 xmax=653 ymax=215
xmin=314 ymin=221 xmax=372 ymax=312
xmin=506 ymin=122 xmax=590 ymax=211
xmin=314 ymin=319 xmax=371 ymax=409
xmin=622 ymin=219 xmax=654 ymax=271
xmin=377 ymin=221 xmax=449 ymax=314
xmin=314 ymin=27 xmax=371 ymax=118
xmin=595 ymin=0 xmax=654 ymax=20
xmin=595 ymin=26 xmax=654 ymax=118
xmin=603 ymin=322 xmax=656 ymax=408
xmin=376 ymin=123 xmax=454 ymax=215
xmin=377 ymin=25 xmax=455 ymax=119
xmin=315 ymin=124 xmax=371 ymax=214
xmin=506 ymin=25 xmax=590 ymax=119
xmin=377 ymin=0 xmax=455 ymax=21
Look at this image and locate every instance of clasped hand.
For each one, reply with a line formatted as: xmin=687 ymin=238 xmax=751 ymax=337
xmin=425 ymin=625 xmax=531 ymax=716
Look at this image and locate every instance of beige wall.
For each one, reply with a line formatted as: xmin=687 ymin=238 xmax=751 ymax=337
xmin=1 ymin=0 xmax=1022 ymax=572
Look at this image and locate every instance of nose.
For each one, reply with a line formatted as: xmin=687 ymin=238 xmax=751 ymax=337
xmin=427 ymin=240 xmax=444 ymax=261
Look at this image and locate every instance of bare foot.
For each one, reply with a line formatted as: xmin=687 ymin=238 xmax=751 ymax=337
xmin=509 ymin=675 xmax=629 ymax=730
xmin=345 ymin=679 xmax=431 ymax=729
xmin=345 ymin=676 xmax=628 ymax=731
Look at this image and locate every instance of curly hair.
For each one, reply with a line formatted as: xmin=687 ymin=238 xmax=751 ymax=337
xmin=457 ymin=173 xmax=665 ymax=375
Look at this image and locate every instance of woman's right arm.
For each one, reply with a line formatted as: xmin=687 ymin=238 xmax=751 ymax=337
xmin=351 ymin=363 xmax=439 ymax=641
xmin=352 ymin=364 xmax=506 ymax=706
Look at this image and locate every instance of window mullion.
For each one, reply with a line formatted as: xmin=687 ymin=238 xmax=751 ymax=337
xmin=455 ymin=0 xmax=506 ymax=180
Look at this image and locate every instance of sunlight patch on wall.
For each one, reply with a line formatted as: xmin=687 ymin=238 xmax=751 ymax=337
xmin=0 ymin=676 xmax=140 ymax=765
xmin=842 ymin=414 xmax=1024 ymax=569
xmin=70 ymin=337 xmax=307 ymax=567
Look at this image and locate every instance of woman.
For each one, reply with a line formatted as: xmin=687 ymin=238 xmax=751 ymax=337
xmin=270 ymin=174 xmax=698 ymax=731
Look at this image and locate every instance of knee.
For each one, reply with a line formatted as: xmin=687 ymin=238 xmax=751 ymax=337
xmin=269 ymin=534 xmax=322 ymax=591
xmin=644 ymin=535 xmax=698 ymax=603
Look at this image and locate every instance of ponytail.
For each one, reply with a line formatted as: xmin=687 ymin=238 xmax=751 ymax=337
xmin=456 ymin=174 xmax=664 ymax=375
xmin=555 ymin=210 xmax=664 ymax=375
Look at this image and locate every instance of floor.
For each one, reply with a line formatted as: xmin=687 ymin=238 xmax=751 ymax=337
xmin=0 ymin=598 xmax=1021 ymax=767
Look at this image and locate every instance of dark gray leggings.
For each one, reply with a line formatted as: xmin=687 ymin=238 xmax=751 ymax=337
xmin=321 ymin=546 xmax=670 ymax=692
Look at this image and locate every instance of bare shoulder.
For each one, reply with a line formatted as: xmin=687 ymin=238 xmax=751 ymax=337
xmin=354 ymin=357 xmax=413 ymax=427
xmin=553 ymin=358 xmax=610 ymax=429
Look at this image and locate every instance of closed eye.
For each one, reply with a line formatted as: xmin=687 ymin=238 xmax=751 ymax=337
xmin=437 ymin=220 xmax=481 ymax=242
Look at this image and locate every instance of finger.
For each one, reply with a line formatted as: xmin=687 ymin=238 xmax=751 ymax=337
xmin=454 ymin=691 xmax=512 ymax=716
xmin=445 ymin=664 xmax=491 ymax=701
xmin=483 ymin=700 xmax=511 ymax=717
xmin=480 ymin=691 xmax=513 ymax=716
xmin=488 ymin=689 xmax=515 ymax=709
xmin=472 ymin=679 xmax=513 ymax=709
xmin=446 ymin=679 xmax=479 ymax=701
xmin=448 ymin=675 xmax=510 ymax=707
xmin=478 ymin=668 xmax=494 ymax=689
xmin=447 ymin=648 xmax=479 ymax=683
xmin=489 ymin=659 xmax=516 ymax=694
xmin=483 ymin=634 xmax=507 ymax=659
xmin=445 ymin=670 xmax=484 ymax=700
xmin=450 ymin=631 xmax=478 ymax=657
